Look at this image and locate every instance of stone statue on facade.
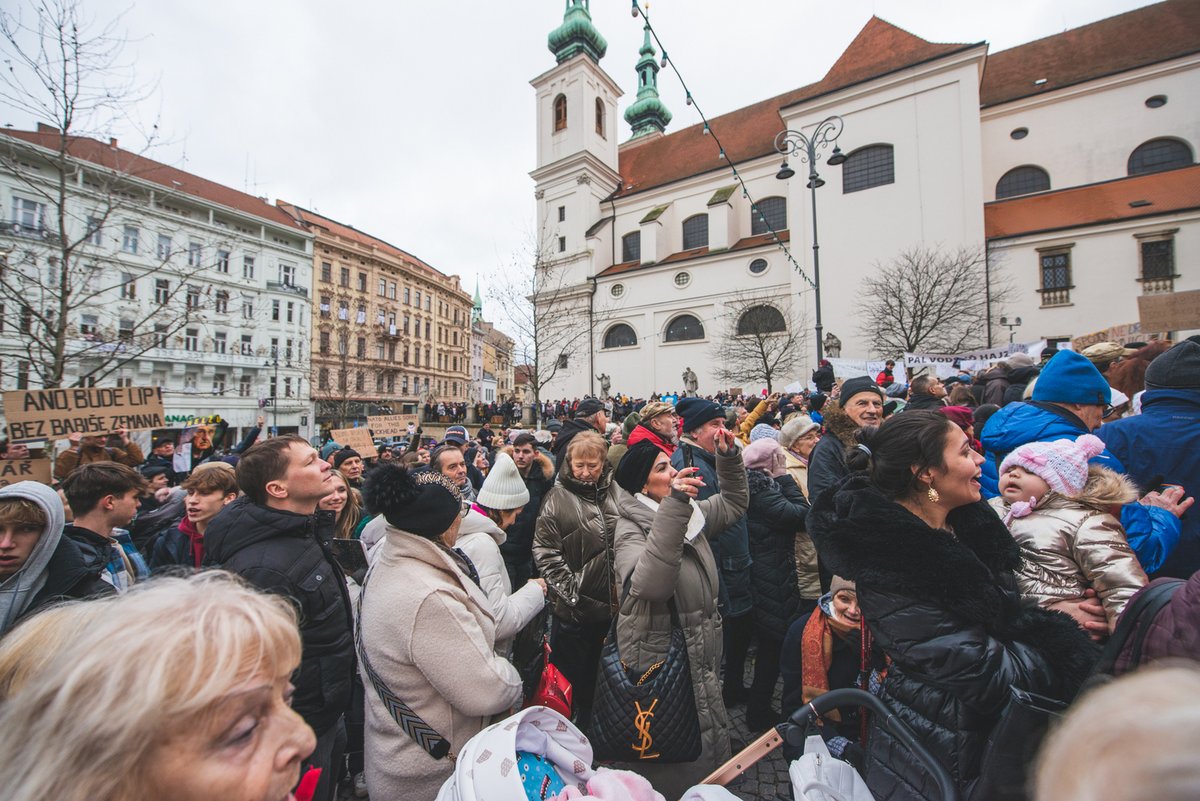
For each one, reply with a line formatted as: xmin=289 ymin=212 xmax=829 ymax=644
xmin=596 ymin=373 xmax=611 ymax=398
xmin=682 ymin=367 xmax=699 ymax=396
xmin=824 ymin=333 xmax=842 ymax=359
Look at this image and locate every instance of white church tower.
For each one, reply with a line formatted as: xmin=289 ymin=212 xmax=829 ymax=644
xmin=529 ymin=1 xmax=622 ymax=397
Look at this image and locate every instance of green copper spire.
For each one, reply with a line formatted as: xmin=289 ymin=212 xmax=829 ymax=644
xmin=624 ymin=23 xmax=672 ymax=138
xmin=472 ymin=279 xmax=483 ymax=323
xmin=548 ymin=0 xmax=607 ymax=64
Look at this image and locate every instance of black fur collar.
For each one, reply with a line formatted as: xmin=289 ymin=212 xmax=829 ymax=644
xmin=809 ymin=475 xmax=1021 ymax=626
xmin=820 ymin=402 xmax=861 ymax=447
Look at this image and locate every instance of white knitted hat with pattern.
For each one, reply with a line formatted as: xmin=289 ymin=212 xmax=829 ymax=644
xmin=476 ymin=451 xmax=530 ymax=511
xmin=999 ymin=434 xmax=1106 ymax=498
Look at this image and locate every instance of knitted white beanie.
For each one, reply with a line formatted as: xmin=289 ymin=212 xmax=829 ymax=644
xmin=999 ymin=434 xmax=1106 ymax=497
xmin=476 ymin=451 xmax=530 ymax=511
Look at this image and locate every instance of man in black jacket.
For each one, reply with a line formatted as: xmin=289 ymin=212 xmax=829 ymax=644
xmin=550 ymin=396 xmax=608 ymax=462
xmin=906 ymin=374 xmax=949 ymax=410
xmin=203 ymin=435 xmax=353 ymax=801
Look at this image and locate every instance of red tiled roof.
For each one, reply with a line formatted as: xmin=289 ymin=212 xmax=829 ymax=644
xmin=277 ymin=202 xmax=465 ymax=293
xmin=980 ymin=0 xmax=1200 ymax=107
xmin=597 ymin=230 xmax=789 ymax=278
xmin=984 ymin=165 xmax=1200 ymax=239
xmin=4 ymin=126 xmax=304 ymax=230
xmin=615 ymin=18 xmax=972 ymax=198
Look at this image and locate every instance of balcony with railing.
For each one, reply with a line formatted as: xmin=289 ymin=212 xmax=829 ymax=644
xmin=266 ymin=280 xmax=309 ymax=298
xmin=1038 ymin=287 xmax=1072 ymax=307
xmin=1139 ymin=275 xmax=1177 ymax=295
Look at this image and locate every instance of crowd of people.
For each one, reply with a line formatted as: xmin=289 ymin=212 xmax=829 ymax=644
xmin=0 ymin=336 xmax=1197 ymax=801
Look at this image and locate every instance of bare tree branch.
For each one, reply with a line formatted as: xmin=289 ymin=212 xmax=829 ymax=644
xmin=710 ymin=291 xmax=808 ymax=393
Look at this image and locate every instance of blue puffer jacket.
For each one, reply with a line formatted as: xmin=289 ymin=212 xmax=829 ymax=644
xmin=980 ymin=400 xmax=1180 ymax=574
xmin=673 ymin=439 xmax=754 ymax=618
xmin=1098 ymin=389 xmax=1200 ymax=579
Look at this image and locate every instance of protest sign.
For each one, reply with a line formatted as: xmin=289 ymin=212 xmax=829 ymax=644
xmin=330 ymin=427 xmax=380 ymax=458
xmin=366 ymin=414 xmax=419 ymax=439
xmin=0 ymin=458 xmax=52 ymax=487
xmin=1138 ymin=291 xmax=1200 ymax=335
xmin=3 ymin=387 xmax=164 ymax=442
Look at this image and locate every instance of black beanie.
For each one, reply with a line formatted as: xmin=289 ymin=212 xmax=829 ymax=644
xmin=615 ymin=440 xmax=663 ymax=495
xmin=1145 ymin=338 xmax=1200 ymax=389
xmin=362 ymin=462 xmax=462 ymax=540
xmin=332 ymin=447 xmax=363 ymax=469
xmin=839 ymin=376 xmax=884 ymax=407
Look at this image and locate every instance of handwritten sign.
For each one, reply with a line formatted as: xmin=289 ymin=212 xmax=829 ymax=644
xmin=329 ymin=427 xmax=380 ymax=458
xmin=0 ymin=459 xmax=53 ymax=487
xmin=366 ymin=415 xmax=419 ymax=439
xmin=4 ymin=387 xmax=165 ymax=442
xmin=1139 ymin=291 xmax=1200 ymax=334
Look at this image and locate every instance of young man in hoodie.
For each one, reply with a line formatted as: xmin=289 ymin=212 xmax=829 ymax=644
xmin=60 ymin=462 xmax=150 ymax=592
xmin=149 ymin=463 xmax=239 ymax=571
xmin=202 ymin=435 xmax=353 ymax=801
xmin=0 ymin=481 xmax=112 ymax=637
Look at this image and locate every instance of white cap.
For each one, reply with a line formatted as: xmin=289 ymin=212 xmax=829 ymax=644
xmin=476 ymin=451 xmax=530 ymax=511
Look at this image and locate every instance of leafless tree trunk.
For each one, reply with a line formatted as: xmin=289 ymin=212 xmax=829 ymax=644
xmin=310 ymin=317 xmax=358 ymax=430
xmin=711 ymin=292 xmax=808 ymax=393
xmin=0 ymin=0 xmax=205 ymax=389
xmin=857 ymin=245 xmax=1013 ymax=356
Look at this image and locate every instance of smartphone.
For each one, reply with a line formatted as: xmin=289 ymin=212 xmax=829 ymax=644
xmin=683 ymin=444 xmax=694 ymax=469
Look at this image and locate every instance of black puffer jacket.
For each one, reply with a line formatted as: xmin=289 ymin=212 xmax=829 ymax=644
xmin=745 ymin=470 xmax=807 ymax=640
xmin=21 ymin=535 xmax=115 ymax=622
xmin=203 ymin=498 xmax=355 ymax=736
xmin=809 ymin=476 xmax=1098 ymax=801
xmin=532 ymin=460 xmax=619 ymax=625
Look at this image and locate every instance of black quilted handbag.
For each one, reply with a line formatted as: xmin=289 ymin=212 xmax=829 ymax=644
xmin=588 ymin=591 xmax=702 ymax=763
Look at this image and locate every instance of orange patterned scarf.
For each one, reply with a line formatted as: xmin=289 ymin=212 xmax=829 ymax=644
xmin=800 ymin=608 xmax=858 ymax=722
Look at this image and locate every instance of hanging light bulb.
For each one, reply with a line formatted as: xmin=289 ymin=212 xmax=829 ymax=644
xmin=661 ymin=52 xmax=668 ymax=68
xmin=631 ymin=1 xmax=640 ymax=17
xmin=718 ymin=149 xmax=726 ymax=160
xmin=702 ymin=123 xmax=710 ymax=135
xmin=685 ymin=93 xmax=693 ymax=106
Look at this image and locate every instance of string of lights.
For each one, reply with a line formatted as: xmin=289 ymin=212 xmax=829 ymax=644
xmin=630 ymin=0 xmax=817 ymax=289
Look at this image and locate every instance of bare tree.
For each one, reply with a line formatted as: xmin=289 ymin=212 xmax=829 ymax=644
xmin=0 ymin=0 xmax=206 ymax=389
xmin=857 ymin=245 xmax=1013 ymax=356
xmin=488 ymin=233 xmax=606 ymax=427
xmin=711 ymin=293 xmax=808 ymax=393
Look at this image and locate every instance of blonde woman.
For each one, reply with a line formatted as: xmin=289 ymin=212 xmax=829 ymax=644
xmin=319 ymin=468 xmax=363 ymax=540
xmin=0 ymin=572 xmax=316 ymax=801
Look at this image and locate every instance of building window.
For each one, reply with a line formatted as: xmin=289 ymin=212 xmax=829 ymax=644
xmin=610 ymin=283 xmax=625 ymax=298
xmin=1139 ymin=235 xmax=1176 ymax=294
xmin=1038 ymin=248 xmax=1073 ymax=307
xmin=272 ymin=299 xmax=281 ymax=321
xmin=213 ymin=331 xmax=227 ymax=354
xmin=339 ymin=267 xmax=350 ymax=287
xmin=319 ymin=330 xmax=330 ymax=354
xmin=241 ymin=333 xmax=253 ymax=355
xmin=403 ymin=286 xmax=410 ymax=304
xmin=187 ymin=241 xmax=202 ymax=267
xmin=388 ymin=282 xmax=397 ymax=300
xmin=377 ymin=277 xmax=386 ymax=296
xmin=558 ymin=236 xmax=566 ymax=252
xmin=118 ymin=318 xmax=134 ymax=342
xmin=154 ymin=324 xmax=169 ymax=348
xmin=215 ymin=290 xmax=229 ymax=313
xmin=16 ymin=361 xmax=28 ymax=390
xmin=750 ymin=196 xmax=787 ymax=234
xmin=213 ymin=373 xmax=226 ymax=395
xmin=1128 ymin=138 xmax=1193 ymax=176
xmin=242 ymin=297 xmax=254 ymax=319
xmin=996 ymin=165 xmax=1051 ymax=199
xmin=673 ymin=271 xmax=691 ymax=288
xmin=736 ymin=305 xmax=786 ymax=335
xmin=681 ymin=214 xmax=709 ymax=250
xmin=664 ymin=313 xmax=704 ymax=342
xmin=320 ymin=261 xmax=332 ymax=282
xmin=243 ymin=255 xmax=255 ymax=279
xmin=122 ymin=225 xmax=139 ymax=254
xmin=1145 ymin=95 xmax=1167 ymax=108
xmin=1010 ymin=127 xmax=1029 ymax=140
xmin=358 ymin=271 xmax=367 ymax=292
xmin=119 ymin=272 xmax=136 ymax=299
xmin=749 ymin=258 xmax=768 ymax=275
xmin=80 ymin=313 xmax=99 ymax=337
xmin=184 ymin=328 xmax=199 ymax=351
xmin=842 ymin=144 xmax=895 ymax=193
xmin=557 ymin=353 xmax=569 ymax=370
xmin=595 ymin=97 xmax=605 ymax=137
xmin=86 ymin=217 xmax=102 ymax=245
xmin=186 ymin=285 xmax=201 ymax=310
xmin=13 ymin=198 xmax=45 ymax=232
xmin=284 ymin=377 xmax=293 ymax=398
xmin=554 ymin=94 xmax=567 ymax=132
xmin=558 ymin=205 xmax=566 ymax=222
xmin=621 ymin=231 xmax=640 ymax=262
xmin=157 ymin=233 xmax=172 ymax=260
xmin=357 ymin=336 xmax=367 ymax=358
xmin=216 ymin=250 xmax=230 ymax=273
xmin=239 ymin=375 xmax=252 ymax=397
xmin=286 ymin=301 xmax=295 ymax=323
xmin=279 ymin=262 xmax=296 ymax=286
xmin=603 ymin=323 xmax=638 ymax=349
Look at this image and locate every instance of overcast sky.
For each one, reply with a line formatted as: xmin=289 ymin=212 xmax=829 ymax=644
xmin=4 ymin=0 xmax=1157 ymax=313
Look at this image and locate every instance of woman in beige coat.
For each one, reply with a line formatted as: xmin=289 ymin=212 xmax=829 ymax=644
xmin=358 ymin=464 xmax=523 ymax=800
xmin=780 ymin=415 xmax=822 ymax=602
xmin=609 ymin=431 xmax=748 ymax=797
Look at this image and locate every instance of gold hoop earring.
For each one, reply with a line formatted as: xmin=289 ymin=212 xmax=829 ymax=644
xmin=927 ymin=485 xmax=940 ymax=504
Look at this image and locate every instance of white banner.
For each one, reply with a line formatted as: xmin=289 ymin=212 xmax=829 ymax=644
xmin=904 ymin=341 xmax=1045 ymax=376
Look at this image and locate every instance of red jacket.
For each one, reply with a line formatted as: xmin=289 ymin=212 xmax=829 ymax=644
xmin=626 ymin=423 xmax=676 ymax=456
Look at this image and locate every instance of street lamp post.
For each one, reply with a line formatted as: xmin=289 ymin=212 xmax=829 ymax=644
xmin=999 ymin=315 xmax=1022 ymax=345
xmin=774 ymin=116 xmax=847 ymax=365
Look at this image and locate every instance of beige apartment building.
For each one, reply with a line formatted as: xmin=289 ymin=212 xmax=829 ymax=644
xmin=278 ymin=203 xmax=472 ymax=430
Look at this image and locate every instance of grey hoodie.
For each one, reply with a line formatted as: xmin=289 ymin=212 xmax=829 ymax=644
xmin=0 ymin=481 xmax=66 ymax=635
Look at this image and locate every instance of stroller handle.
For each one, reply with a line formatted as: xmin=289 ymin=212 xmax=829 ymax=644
xmin=784 ymin=688 xmax=960 ymax=801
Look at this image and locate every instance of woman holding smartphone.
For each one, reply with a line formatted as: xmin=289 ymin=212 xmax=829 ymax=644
xmin=609 ymin=431 xmax=749 ymax=796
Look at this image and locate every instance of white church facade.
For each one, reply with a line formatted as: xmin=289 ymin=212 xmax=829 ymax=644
xmin=531 ymin=0 xmax=1200 ymax=399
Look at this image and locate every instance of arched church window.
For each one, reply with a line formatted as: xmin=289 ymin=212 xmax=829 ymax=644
xmin=603 ymin=323 xmax=637 ymax=349
xmin=682 ymin=214 xmax=708 ymax=250
xmin=751 ymin=196 xmax=787 ymax=234
xmin=1128 ymin=137 xmax=1193 ymax=176
xmin=736 ymin=305 xmax=786 ymax=335
xmin=595 ymin=97 xmax=605 ymax=138
xmin=554 ymin=94 xmax=567 ymax=132
xmin=995 ymin=165 xmax=1051 ymax=199
xmin=664 ymin=314 xmax=705 ymax=342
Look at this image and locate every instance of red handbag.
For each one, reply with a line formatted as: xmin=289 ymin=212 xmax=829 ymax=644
xmin=525 ymin=637 xmax=573 ymax=719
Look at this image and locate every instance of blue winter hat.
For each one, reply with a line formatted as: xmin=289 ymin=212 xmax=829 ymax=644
xmin=1031 ymin=350 xmax=1112 ymax=406
xmin=676 ymin=397 xmax=723 ymax=433
xmin=749 ymin=423 xmax=779 ymax=443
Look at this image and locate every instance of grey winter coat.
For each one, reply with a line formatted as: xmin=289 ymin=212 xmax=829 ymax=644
xmin=611 ymin=447 xmax=750 ymax=797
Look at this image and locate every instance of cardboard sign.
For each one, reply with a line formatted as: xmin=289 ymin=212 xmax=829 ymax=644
xmin=366 ymin=415 xmax=419 ymax=439
xmin=1138 ymin=290 xmax=1200 ymax=334
xmin=4 ymin=387 xmax=165 ymax=442
xmin=0 ymin=458 xmax=53 ymax=487
xmin=330 ymin=427 xmax=380 ymax=458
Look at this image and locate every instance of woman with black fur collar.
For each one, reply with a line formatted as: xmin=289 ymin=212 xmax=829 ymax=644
xmin=808 ymin=410 xmax=1099 ymax=801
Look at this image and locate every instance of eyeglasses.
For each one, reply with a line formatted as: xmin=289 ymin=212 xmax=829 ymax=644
xmin=459 ymin=501 xmax=472 ymax=519
xmin=1102 ymin=404 xmax=1116 ymax=418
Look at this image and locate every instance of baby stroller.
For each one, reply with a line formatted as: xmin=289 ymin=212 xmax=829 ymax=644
xmin=436 ymin=689 xmax=957 ymax=801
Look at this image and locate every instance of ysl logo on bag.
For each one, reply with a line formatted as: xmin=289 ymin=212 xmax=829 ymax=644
xmin=632 ymin=698 xmax=660 ymax=760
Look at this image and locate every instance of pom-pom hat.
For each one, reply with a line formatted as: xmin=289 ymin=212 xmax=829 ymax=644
xmin=999 ymin=434 xmax=1107 ymax=498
